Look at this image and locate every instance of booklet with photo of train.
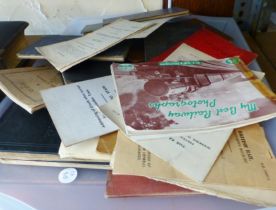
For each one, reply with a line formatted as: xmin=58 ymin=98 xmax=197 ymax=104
xmin=111 ymin=58 xmax=276 ymax=136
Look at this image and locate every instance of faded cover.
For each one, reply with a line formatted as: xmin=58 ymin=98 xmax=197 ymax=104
xmin=111 ymin=59 xmax=276 ymax=135
xmin=0 ymin=103 xmax=60 ymax=154
xmin=0 ymin=67 xmax=63 ymax=113
xmin=144 ymin=18 xmax=232 ymax=61
xmin=106 ymin=171 xmax=196 ymax=197
xmin=151 ymin=28 xmax=257 ymax=64
xmin=100 ymin=97 xmax=232 ymax=182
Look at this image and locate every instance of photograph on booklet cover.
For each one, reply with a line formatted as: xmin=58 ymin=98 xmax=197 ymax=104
xmin=111 ymin=59 xmax=276 ymax=134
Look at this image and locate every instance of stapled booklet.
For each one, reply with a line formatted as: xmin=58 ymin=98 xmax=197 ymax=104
xmin=41 ymin=75 xmax=118 ymax=146
xmin=111 ymin=59 xmax=276 ymax=136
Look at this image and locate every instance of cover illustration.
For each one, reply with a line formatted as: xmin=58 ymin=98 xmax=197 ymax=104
xmin=111 ymin=59 xmax=276 ymax=133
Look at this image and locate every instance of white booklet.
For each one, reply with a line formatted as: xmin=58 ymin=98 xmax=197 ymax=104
xmin=100 ymin=98 xmax=232 ymax=182
xmin=37 ymin=19 xmax=152 ymax=72
xmin=41 ymin=75 xmax=118 ymax=146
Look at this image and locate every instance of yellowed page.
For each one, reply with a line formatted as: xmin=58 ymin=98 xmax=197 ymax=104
xmin=37 ymin=19 xmax=153 ymax=72
xmin=58 ymin=138 xmax=111 ymax=162
xmin=164 ymin=43 xmax=265 ymax=80
xmin=0 ymin=67 xmax=63 ymax=113
xmin=165 ymin=43 xmax=215 ymax=61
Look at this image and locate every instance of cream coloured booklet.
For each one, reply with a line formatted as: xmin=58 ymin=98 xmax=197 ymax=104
xmin=112 ymin=124 xmax=276 ymax=206
xmin=100 ymin=97 xmax=232 ymax=182
xmin=58 ymin=138 xmax=111 ymax=162
xmin=37 ymin=19 xmax=153 ymax=72
xmin=41 ymin=75 xmax=118 ymax=146
xmin=0 ymin=67 xmax=63 ymax=113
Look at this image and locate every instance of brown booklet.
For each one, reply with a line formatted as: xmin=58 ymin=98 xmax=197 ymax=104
xmin=106 ymin=171 xmax=197 ymax=198
xmin=0 ymin=67 xmax=63 ymax=113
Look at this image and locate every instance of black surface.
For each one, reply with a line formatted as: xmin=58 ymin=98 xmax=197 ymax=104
xmin=144 ymin=18 xmax=231 ymax=61
xmin=0 ymin=21 xmax=28 ymax=56
xmin=62 ymin=60 xmax=112 ymax=84
xmin=0 ymin=103 xmax=60 ymax=154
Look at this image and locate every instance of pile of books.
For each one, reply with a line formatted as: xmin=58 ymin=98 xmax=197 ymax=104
xmin=1 ymin=7 xmax=276 ymax=207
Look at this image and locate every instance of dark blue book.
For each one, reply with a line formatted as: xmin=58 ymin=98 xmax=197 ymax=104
xmin=0 ymin=99 xmax=60 ymax=154
xmin=0 ymin=21 xmax=28 ymax=69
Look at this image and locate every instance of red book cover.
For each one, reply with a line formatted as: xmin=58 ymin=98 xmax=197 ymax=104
xmin=106 ymin=171 xmax=196 ymax=197
xmin=151 ymin=28 xmax=257 ymax=64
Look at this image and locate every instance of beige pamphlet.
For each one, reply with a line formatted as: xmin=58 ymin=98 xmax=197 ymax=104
xmin=0 ymin=67 xmax=63 ymax=113
xmin=59 ymin=138 xmax=111 ymax=162
xmin=101 ymin=97 xmax=232 ymax=182
xmin=37 ymin=19 xmax=153 ymax=72
xmin=164 ymin=43 xmax=265 ymax=80
xmin=112 ymin=125 xmax=276 ymax=206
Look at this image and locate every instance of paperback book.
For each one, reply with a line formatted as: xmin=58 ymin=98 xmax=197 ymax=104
xmin=111 ymin=59 xmax=276 ymax=136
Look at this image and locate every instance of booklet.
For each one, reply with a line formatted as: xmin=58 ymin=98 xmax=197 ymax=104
xmin=100 ymin=97 xmax=232 ymax=182
xmin=106 ymin=171 xmax=196 ymax=198
xmin=111 ymin=59 xmax=276 ymax=136
xmin=18 ymin=35 xmax=131 ymax=62
xmin=112 ymin=124 xmax=276 ymax=206
xmin=0 ymin=67 xmax=63 ymax=113
xmin=41 ymin=75 xmax=118 ymax=146
xmin=37 ymin=19 xmax=153 ymax=72
xmin=59 ymin=138 xmax=111 ymax=162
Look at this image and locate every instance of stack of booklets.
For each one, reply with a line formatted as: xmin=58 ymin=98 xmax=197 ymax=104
xmin=0 ymin=8 xmax=189 ymax=169
xmin=1 ymin=8 xmax=276 ymax=207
